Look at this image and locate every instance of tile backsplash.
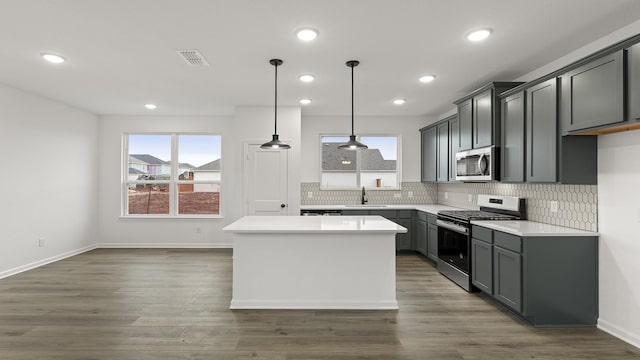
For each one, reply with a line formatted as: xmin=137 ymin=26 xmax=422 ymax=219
xmin=301 ymin=182 xmax=438 ymax=205
xmin=301 ymin=181 xmax=598 ymax=231
xmin=438 ymin=183 xmax=598 ymax=231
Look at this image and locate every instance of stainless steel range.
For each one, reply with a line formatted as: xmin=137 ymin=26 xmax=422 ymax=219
xmin=436 ymin=195 xmax=526 ymax=291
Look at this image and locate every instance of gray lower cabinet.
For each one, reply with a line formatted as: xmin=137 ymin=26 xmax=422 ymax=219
xmin=471 ymin=225 xmax=598 ymax=327
xmin=562 ymin=50 xmax=625 ymax=134
xmin=395 ymin=218 xmax=413 ymax=251
xmin=415 ymin=218 xmax=427 ymax=255
xmin=471 ymin=238 xmax=493 ymax=294
xmin=426 ymin=214 xmax=438 ymax=262
xmin=493 ymin=246 xmax=522 ymax=312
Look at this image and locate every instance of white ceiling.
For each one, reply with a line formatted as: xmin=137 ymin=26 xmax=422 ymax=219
xmin=2 ymin=0 xmax=640 ymax=118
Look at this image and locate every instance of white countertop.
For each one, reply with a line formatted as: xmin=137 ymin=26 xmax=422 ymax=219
xmin=223 ymin=215 xmax=408 ymax=234
xmin=300 ymin=204 xmax=461 ymax=215
xmin=471 ymin=220 xmax=599 ymax=237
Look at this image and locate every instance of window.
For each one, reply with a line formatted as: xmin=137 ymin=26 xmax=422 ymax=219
xmin=321 ymin=135 xmax=399 ymax=189
xmin=123 ymin=133 xmax=222 ymax=217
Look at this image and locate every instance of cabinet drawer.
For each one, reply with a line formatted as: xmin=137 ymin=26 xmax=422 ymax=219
xmin=472 ymin=226 xmax=493 ymax=243
xmin=494 ymin=231 xmax=521 ymax=253
xmin=427 ymin=214 xmax=437 ymax=224
xmin=398 ymin=210 xmax=413 ymax=219
xmin=371 ymin=210 xmax=397 ymax=219
xmin=416 ymin=211 xmax=428 ymax=222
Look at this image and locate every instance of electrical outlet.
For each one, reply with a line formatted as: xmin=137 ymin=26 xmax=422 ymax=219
xmin=394 ymin=193 xmax=401 ymax=198
xmin=445 ymin=192 xmax=448 ymax=199
xmin=38 ymin=238 xmax=45 ymax=247
xmin=196 ymin=227 xmax=202 ymax=234
xmin=550 ymin=201 xmax=559 ymax=213
xmin=468 ymin=194 xmax=473 ymax=203
xmin=307 ymin=192 xmax=313 ymax=198
xmin=408 ymin=191 xmax=414 ymax=198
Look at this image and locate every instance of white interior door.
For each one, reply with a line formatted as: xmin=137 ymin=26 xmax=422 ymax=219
xmin=246 ymin=144 xmax=289 ymax=215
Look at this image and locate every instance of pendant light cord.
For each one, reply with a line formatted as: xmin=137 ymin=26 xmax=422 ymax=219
xmin=351 ymin=64 xmax=354 ymax=136
xmin=274 ymin=62 xmax=278 ymax=135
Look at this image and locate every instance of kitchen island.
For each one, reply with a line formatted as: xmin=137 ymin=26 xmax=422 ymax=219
xmin=223 ymin=215 xmax=406 ymax=310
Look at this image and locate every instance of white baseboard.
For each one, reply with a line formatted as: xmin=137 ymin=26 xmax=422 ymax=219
xmin=229 ymin=299 xmax=399 ymax=310
xmin=598 ymin=318 xmax=640 ymax=349
xmin=0 ymin=244 xmax=97 ymax=280
xmin=95 ymin=243 xmax=232 ymax=248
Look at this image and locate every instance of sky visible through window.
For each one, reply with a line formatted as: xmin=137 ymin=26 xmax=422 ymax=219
xmin=129 ymin=134 xmax=221 ymax=168
xmin=322 ymin=136 xmax=397 ymax=160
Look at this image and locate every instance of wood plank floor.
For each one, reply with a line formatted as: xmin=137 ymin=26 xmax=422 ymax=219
xmin=0 ymin=249 xmax=638 ymax=359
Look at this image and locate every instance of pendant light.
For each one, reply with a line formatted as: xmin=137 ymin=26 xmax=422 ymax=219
xmin=261 ymin=59 xmax=291 ymax=149
xmin=338 ymin=60 xmax=368 ymax=150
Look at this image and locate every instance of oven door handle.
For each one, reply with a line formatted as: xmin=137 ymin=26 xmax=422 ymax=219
xmin=436 ymin=220 xmax=469 ymax=235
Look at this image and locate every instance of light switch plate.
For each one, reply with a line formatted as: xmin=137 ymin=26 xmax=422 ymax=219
xmin=468 ymin=194 xmax=473 ymax=203
xmin=550 ymin=201 xmax=559 ymax=213
xmin=307 ymin=192 xmax=313 ymax=198
xmin=408 ymin=191 xmax=413 ymax=198
xmin=445 ymin=192 xmax=448 ymax=199
xmin=394 ymin=193 xmax=401 ymax=198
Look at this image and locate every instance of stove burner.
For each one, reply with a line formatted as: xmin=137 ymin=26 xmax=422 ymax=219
xmin=438 ymin=210 xmax=519 ymax=221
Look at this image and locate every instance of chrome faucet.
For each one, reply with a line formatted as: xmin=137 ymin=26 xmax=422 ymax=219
xmin=361 ymin=187 xmax=368 ymax=205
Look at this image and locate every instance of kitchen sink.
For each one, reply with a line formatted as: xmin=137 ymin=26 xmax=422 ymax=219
xmin=344 ymin=205 xmax=387 ymax=208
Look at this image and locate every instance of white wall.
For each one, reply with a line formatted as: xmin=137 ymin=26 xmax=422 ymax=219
xmin=598 ymin=131 xmax=640 ymax=347
xmin=0 ymin=84 xmax=98 ymax=277
xmin=97 ymin=106 xmax=301 ymax=247
xmin=301 ymin=115 xmax=429 ymax=183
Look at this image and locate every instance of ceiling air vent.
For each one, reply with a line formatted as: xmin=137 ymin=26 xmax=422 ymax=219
xmin=176 ymin=49 xmax=210 ymax=66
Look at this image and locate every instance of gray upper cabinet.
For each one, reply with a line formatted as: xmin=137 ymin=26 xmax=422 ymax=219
xmin=454 ymin=82 xmax=523 ymax=151
xmin=526 ymin=79 xmax=558 ymax=183
xmin=500 ymin=91 xmax=526 ymax=182
xmin=448 ymin=116 xmax=460 ymax=181
xmin=561 ymin=50 xmax=625 ymax=134
xmin=436 ymin=121 xmax=449 ymax=182
xmin=628 ymin=43 xmax=640 ymax=123
xmin=457 ymin=99 xmax=473 ymax=151
xmin=420 ymin=126 xmax=437 ymax=182
xmin=473 ymin=89 xmax=493 ymax=148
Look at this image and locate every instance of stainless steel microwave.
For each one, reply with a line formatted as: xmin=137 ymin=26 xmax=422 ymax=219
xmin=455 ymin=146 xmax=495 ymax=181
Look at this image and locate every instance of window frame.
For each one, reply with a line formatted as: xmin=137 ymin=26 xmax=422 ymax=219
xmin=122 ymin=132 xmax=223 ymax=218
xmin=319 ymin=134 xmax=401 ymax=190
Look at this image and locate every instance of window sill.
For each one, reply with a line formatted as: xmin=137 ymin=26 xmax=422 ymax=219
xmin=120 ymin=215 xmax=225 ymax=219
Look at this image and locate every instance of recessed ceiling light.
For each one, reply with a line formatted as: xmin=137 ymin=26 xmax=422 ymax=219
xmin=144 ymin=104 xmax=157 ymax=110
xmin=466 ymin=28 xmax=492 ymax=42
xmin=419 ymin=75 xmax=436 ymax=83
xmin=41 ymin=53 xmax=66 ymax=64
xmin=300 ymin=98 xmax=312 ymax=105
xmin=299 ymin=74 xmax=315 ymax=83
xmin=296 ymin=28 xmax=318 ymax=41
xmin=393 ymin=99 xmax=406 ymax=105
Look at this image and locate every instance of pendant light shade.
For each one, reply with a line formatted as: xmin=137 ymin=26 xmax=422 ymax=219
xmin=338 ymin=60 xmax=368 ymax=150
xmin=261 ymin=59 xmax=291 ymax=149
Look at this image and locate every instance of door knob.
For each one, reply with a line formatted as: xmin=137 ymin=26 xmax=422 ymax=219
xmin=281 ymin=204 xmax=286 ymax=208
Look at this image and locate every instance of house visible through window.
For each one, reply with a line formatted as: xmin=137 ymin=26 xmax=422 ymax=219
xmin=321 ymin=135 xmax=399 ymax=189
xmin=124 ymin=134 xmax=222 ymax=216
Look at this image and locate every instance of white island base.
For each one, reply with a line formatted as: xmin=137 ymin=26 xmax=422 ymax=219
xmin=223 ymin=216 xmax=406 ymax=310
